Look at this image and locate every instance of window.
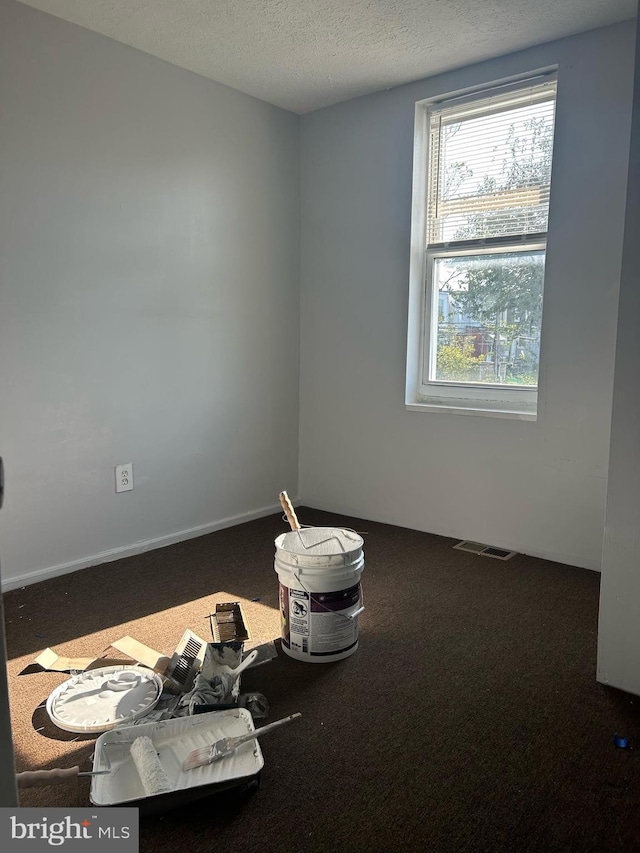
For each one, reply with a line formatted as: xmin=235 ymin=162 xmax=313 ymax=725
xmin=406 ymin=74 xmax=557 ymax=418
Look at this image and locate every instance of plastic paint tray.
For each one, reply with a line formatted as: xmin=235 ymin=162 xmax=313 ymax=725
xmin=90 ymin=708 xmax=263 ymax=814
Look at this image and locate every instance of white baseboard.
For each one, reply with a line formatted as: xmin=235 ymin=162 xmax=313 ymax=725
xmin=2 ymin=499 xmax=298 ymax=592
xmin=300 ymin=499 xmax=601 ymax=572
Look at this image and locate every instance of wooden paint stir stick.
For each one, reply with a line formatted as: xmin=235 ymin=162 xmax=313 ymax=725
xmin=279 ymin=491 xmax=300 ymax=531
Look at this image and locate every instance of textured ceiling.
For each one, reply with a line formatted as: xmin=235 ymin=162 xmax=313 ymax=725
xmin=16 ymin=0 xmax=637 ymax=113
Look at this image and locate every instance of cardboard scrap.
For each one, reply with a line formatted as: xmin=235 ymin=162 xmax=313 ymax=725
xmin=34 ymin=633 xmax=197 ymax=680
xmin=34 ymin=648 xmax=130 ymax=673
xmin=110 ymin=636 xmax=171 ymax=675
xmin=34 ymin=637 xmax=169 ymax=675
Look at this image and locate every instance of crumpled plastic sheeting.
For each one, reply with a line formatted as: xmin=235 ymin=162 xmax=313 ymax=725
xmin=175 ymin=642 xmax=244 ymax=715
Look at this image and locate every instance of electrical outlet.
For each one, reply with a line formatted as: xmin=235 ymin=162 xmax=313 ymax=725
xmin=115 ymin=463 xmax=133 ymax=493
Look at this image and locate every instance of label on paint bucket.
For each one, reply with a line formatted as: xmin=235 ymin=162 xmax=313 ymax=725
xmin=279 ymin=582 xmax=360 ymax=658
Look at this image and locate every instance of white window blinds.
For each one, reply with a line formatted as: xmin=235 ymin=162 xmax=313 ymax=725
xmin=427 ymin=77 xmax=557 ymax=246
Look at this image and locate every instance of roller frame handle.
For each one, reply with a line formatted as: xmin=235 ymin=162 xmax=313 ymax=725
xmin=17 ymin=767 xmax=81 ymax=788
xmin=279 ymin=491 xmax=301 ymax=531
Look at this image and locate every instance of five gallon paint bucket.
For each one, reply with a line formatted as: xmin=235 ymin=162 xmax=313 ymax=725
xmin=274 ymin=527 xmax=364 ymax=663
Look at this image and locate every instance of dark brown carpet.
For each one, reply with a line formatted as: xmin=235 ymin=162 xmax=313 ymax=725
xmin=4 ymin=507 xmax=640 ymax=852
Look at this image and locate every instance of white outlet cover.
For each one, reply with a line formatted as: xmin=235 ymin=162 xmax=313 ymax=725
xmin=115 ymin=463 xmax=133 ymax=493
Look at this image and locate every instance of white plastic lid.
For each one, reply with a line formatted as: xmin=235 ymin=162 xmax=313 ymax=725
xmin=46 ymin=665 xmax=163 ymax=734
xmin=276 ymin=527 xmax=363 ymax=556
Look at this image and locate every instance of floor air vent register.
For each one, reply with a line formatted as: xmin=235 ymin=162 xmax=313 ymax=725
xmin=453 ymin=541 xmax=517 ymax=561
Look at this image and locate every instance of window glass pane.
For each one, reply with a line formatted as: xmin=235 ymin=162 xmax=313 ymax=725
xmin=432 ymin=251 xmax=545 ymax=387
xmin=428 ymin=86 xmax=556 ymax=244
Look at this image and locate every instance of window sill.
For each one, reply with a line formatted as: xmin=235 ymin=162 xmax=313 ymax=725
xmin=406 ymin=401 xmax=537 ymax=421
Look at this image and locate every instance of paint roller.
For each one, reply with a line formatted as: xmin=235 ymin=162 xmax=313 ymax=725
xmin=129 ymin=736 xmax=172 ymax=796
xmin=17 ymin=736 xmax=172 ymax=798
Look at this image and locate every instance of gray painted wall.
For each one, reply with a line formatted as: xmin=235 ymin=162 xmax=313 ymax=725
xmin=597 ymin=14 xmax=640 ymax=693
xmin=0 ymin=1 xmax=300 ymax=587
xmin=299 ymin=22 xmax=634 ymax=570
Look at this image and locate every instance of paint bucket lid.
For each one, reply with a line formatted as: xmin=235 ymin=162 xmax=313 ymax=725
xmin=46 ymin=665 xmax=163 ymax=734
xmin=276 ymin=527 xmax=363 ymax=556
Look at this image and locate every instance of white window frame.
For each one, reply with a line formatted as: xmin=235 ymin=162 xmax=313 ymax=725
xmin=405 ymin=72 xmax=557 ymax=420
